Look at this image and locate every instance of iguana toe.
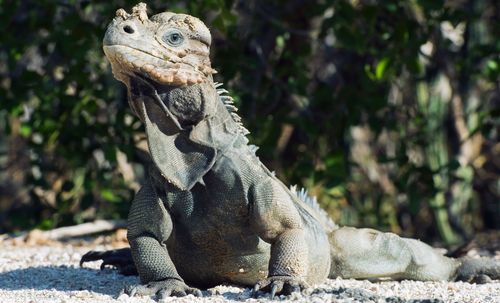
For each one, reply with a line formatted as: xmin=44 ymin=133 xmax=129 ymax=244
xmin=80 ymin=248 xmax=137 ymax=275
xmin=455 ymin=257 xmax=500 ymax=283
xmin=253 ymin=276 xmax=307 ymax=299
xmin=125 ymin=279 xmax=202 ymax=299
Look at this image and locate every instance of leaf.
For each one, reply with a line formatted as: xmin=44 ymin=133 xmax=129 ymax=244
xmin=487 ymin=59 xmax=498 ymax=71
xmin=276 ymin=35 xmax=285 ymax=49
xmin=375 ymin=57 xmax=390 ymax=80
xmin=20 ymin=124 xmax=32 ymax=137
xmin=101 ymin=189 xmax=121 ymax=203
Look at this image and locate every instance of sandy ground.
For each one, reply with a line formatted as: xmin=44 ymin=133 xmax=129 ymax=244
xmin=0 ymin=242 xmax=498 ymax=303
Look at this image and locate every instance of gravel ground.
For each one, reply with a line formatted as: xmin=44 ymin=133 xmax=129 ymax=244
xmin=0 ymin=242 xmax=498 ymax=303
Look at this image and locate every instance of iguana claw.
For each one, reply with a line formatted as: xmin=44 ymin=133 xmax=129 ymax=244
xmin=124 ymin=279 xmax=203 ymax=299
xmin=80 ymin=248 xmax=137 ymax=276
xmin=252 ymin=276 xmax=307 ymax=299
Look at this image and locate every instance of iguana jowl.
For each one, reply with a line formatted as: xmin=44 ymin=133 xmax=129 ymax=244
xmin=81 ymin=3 xmax=500 ymax=299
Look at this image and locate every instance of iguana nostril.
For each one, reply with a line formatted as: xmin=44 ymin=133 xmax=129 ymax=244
xmin=123 ymin=25 xmax=135 ymax=34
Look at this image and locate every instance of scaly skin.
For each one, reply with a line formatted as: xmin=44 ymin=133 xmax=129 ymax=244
xmin=81 ymin=3 xmax=499 ymax=300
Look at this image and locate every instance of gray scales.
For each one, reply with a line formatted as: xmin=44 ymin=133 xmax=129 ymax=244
xmin=80 ymin=3 xmax=500 ymax=300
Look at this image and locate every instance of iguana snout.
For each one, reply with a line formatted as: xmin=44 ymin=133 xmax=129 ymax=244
xmin=102 ymin=3 xmax=216 ymax=86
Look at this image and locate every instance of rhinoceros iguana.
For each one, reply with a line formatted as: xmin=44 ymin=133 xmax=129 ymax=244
xmin=81 ymin=3 xmax=500 ymax=300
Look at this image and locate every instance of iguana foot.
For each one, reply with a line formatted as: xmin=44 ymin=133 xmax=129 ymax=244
xmin=252 ymin=276 xmax=308 ymax=299
xmin=455 ymin=257 xmax=500 ymax=283
xmin=80 ymin=248 xmax=137 ymax=275
xmin=124 ymin=279 xmax=202 ymax=299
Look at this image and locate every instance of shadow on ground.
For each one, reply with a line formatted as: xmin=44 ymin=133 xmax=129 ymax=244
xmin=0 ymin=266 xmax=139 ymax=296
xmin=217 ymin=284 xmax=443 ymax=303
xmin=309 ymin=287 xmax=444 ymax=303
xmin=0 ymin=267 xmax=443 ymax=303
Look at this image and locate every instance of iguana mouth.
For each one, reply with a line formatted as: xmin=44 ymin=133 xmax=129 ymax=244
xmin=103 ymin=44 xmax=206 ymax=86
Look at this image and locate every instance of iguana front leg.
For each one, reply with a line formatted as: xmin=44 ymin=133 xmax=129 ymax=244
xmin=250 ymin=179 xmax=309 ymax=298
xmin=126 ymin=182 xmax=201 ymax=299
xmin=253 ymin=229 xmax=309 ymax=298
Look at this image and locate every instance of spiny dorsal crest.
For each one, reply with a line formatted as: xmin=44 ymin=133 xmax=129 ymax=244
xmin=214 ymin=82 xmax=250 ymax=136
xmin=289 ymin=185 xmax=338 ymax=232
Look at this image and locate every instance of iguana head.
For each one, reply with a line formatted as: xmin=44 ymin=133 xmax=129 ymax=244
xmin=103 ymin=3 xmax=216 ymax=87
xmin=102 ymin=4 xmax=234 ymax=190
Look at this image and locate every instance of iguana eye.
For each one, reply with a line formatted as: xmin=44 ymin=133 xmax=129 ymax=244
xmin=163 ymin=30 xmax=184 ymax=47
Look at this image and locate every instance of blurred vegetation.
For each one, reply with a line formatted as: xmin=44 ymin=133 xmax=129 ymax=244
xmin=0 ymin=0 xmax=498 ymax=245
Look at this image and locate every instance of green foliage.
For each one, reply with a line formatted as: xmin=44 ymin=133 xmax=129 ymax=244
xmin=1 ymin=0 xmax=498 ymax=244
